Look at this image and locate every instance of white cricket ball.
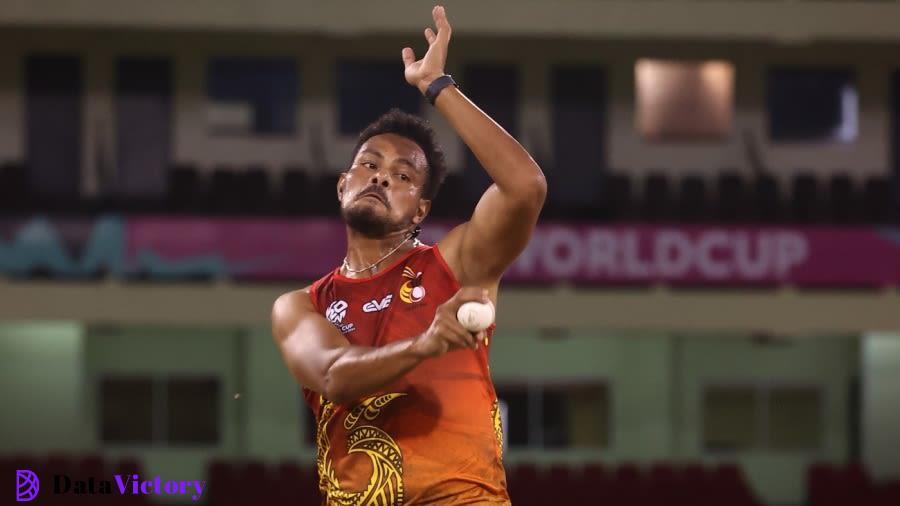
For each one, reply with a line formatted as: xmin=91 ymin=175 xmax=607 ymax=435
xmin=456 ymin=301 xmax=495 ymax=333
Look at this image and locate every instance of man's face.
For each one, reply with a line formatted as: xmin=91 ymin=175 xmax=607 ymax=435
xmin=339 ymin=133 xmax=431 ymax=238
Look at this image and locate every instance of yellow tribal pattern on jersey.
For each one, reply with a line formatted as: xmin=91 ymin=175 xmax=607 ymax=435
xmin=491 ymin=400 xmax=504 ymax=460
xmin=317 ymin=394 xmax=406 ymax=506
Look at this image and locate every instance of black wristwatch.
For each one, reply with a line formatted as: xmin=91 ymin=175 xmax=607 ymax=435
xmin=424 ymin=75 xmax=458 ymax=105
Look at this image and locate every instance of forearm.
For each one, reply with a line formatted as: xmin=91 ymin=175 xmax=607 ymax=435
xmin=323 ymin=337 xmax=425 ymax=404
xmin=432 ymin=85 xmax=544 ymax=194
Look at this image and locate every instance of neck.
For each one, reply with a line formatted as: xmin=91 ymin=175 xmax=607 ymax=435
xmin=342 ymin=227 xmax=416 ymax=277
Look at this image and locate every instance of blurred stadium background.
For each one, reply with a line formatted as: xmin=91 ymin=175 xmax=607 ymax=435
xmin=2 ymin=1 xmax=900 ymax=505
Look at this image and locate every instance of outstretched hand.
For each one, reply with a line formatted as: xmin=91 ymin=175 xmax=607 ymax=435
xmin=402 ymin=5 xmax=452 ymax=95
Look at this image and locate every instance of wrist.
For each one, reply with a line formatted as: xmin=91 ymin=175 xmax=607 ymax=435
xmin=417 ymin=74 xmax=441 ymax=95
xmin=422 ymin=74 xmax=458 ymax=106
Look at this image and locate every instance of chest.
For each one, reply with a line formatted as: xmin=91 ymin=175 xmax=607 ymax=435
xmin=318 ymin=263 xmax=451 ymax=346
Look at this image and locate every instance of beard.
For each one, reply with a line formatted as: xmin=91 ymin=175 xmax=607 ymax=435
xmin=341 ymin=203 xmax=399 ymax=238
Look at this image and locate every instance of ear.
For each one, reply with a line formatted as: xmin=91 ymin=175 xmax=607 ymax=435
xmin=412 ymin=198 xmax=431 ymax=225
xmin=337 ymin=173 xmax=347 ymax=201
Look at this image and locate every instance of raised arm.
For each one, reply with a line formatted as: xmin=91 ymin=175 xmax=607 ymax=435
xmin=402 ymin=6 xmax=547 ymax=287
xmin=272 ymin=286 xmax=490 ymax=404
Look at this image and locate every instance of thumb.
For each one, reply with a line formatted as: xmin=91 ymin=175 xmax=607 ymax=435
xmin=401 ymin=47 xmax=416 ymax=68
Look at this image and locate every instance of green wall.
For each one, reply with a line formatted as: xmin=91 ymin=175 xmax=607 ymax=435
xmin=0 ymin=322 xmax=88 ymax=453
xmin=677 ymin=336 xmax=857 ymax=504
xmin=863 ymin=332 xmax=900 ymax=480
xmin=243 ymin=325 xmax=308 ymax=460
xmin=0 ymin=322 xmax=862 ymax=505
xmin=488 ymin=331 xmax=857 ymax=505
xmin=83 ymin=326 xmax=244 ymax=487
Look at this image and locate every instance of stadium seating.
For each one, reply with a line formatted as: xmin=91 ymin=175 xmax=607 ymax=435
xmin=641 ymin=172 xmax=674 ymax=222
xmin=647 ymin=463 xmax=679 ymax=505
xmin=863 ymin=176 xmax=894 ymax=224
xmin=828 ymin=174 xmax=860 ymax=224
xmin=751 ymin=174 xmax=783 ymax=223
xmin=791 ymin=173 xmax=822 ymax=223
xmin=0 ymin=161 xmax=28 ymax=212
xmin=9 ymin=160 xmax=900 ymax=225
xmin=280 ymin=167 xmax=310 ymax=215
xmin=308 ymin=175 xmax=341 ymax=217
xmin=502 ymin=461 xmax=761 ymax=506
xmin=208 ymin=459 xmax=240 ymax=506
xmin=715 ymin=171 xmax=748 ymax=223
xmin=678 ymin=175 xmax=710 ymax=222
xmin=10 ymin=454 xmax=900 ymax=506
xmin=209 ymin=167 xmax=241 ymax=215
xmin=807 ymin=461 xmax=886 ymax=506
xmin=598 ymin=172 xmax=633 ymax=221
xmin=711 ymin=463 xmax=759 ymax=506
xmin=505 ymin=463 xmax=541 ymax=505
xmin=167 ymin=165 xmax=203 ymax=213
xmin=875 ymin=480 xmax=900 ymax=506
xmin=206 ymin=459 xmax=321 ymax=506
xmin=240 ymin=166 xmax=272 ymax=215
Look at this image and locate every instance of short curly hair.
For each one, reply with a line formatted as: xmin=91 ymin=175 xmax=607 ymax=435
xmin=351 ymin=109 xmax=448 ymax=201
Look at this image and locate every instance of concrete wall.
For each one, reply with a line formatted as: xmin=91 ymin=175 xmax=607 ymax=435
xmin=2 ymin=1 xmax=900 ymax=41
xmin=0 ymin=28 xmax=897 ymax=197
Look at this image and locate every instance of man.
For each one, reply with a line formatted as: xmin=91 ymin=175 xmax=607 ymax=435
xmin=272 ymin=5 xmax=546 ymax=505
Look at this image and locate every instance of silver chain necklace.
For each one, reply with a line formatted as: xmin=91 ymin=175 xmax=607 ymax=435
xmin=341 ymin=232 xmax=422 ymax=275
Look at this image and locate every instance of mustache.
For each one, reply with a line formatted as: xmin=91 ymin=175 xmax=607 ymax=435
xmin=357 ymin=186 xmax=390 ymax=208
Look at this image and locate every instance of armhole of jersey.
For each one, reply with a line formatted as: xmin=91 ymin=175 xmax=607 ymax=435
xmin=433 ymin=244 xmax=497 ymax=344
xmin=431 ymin=244 xmax=462 ymax=292
xmin=308 ymin=278 xmax=324 ymax=313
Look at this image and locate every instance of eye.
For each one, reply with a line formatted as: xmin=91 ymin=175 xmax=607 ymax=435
xmin=362 ymin=162 xmax=376 ymax=170
xmin=399 ymin=174 xmax=410 ymax=182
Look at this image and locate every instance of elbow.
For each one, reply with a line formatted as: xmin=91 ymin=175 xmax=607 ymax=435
xmin=522 ymin=169 xmax=548 ymax=210
xmin=322 ymin=366 xmax=352 ymax=405
xmin=323 ymin=377 xmax=348 ymax=405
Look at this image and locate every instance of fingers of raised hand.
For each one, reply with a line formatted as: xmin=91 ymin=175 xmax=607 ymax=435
xmin=432 ymin=5 xmax=451 ymax=38
xmin=401 ymin=47 xmax=416 ymax=67
xmin=424 ymin=28 xmax=436 ymax=45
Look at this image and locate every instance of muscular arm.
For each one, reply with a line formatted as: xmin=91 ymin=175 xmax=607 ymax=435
xmin=272 ymin=288 xmax=424 ymax=405
xmin=272 ymin=286 xmax=486 ymax=405
xmin=434 ymin=87 xmax=547 ymax=286
xmin=402 ymin=7 xmax=546 ymax=287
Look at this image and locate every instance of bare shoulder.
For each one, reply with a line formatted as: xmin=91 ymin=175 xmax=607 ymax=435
xmin=271 ymin=286 xmax=314 ymax=342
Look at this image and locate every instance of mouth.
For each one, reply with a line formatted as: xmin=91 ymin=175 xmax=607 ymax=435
xmin=358 ymin=193 xmax=387 ymax=205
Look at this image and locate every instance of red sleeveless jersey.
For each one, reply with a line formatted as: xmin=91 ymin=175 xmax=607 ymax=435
xmin=305 ymin=244 xmax=508 ymax=505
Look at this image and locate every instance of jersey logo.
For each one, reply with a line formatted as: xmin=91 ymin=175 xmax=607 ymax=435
xmin=325 ymin=300 xmax=356 ymax=334
xmin=399 ymin=267 xmax=426 ymax=304
xmin=363 ymin=294 xmax=393 ymax=313
xmin=326 ymin=300 xmax=348 ymax=323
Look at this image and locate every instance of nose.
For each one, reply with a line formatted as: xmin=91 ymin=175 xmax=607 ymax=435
xmin=370 ymin=172 xmax=390 ymax=188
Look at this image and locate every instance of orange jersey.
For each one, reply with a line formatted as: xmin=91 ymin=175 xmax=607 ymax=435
xmin=306 ymin=244 xmax=509 ymax=505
